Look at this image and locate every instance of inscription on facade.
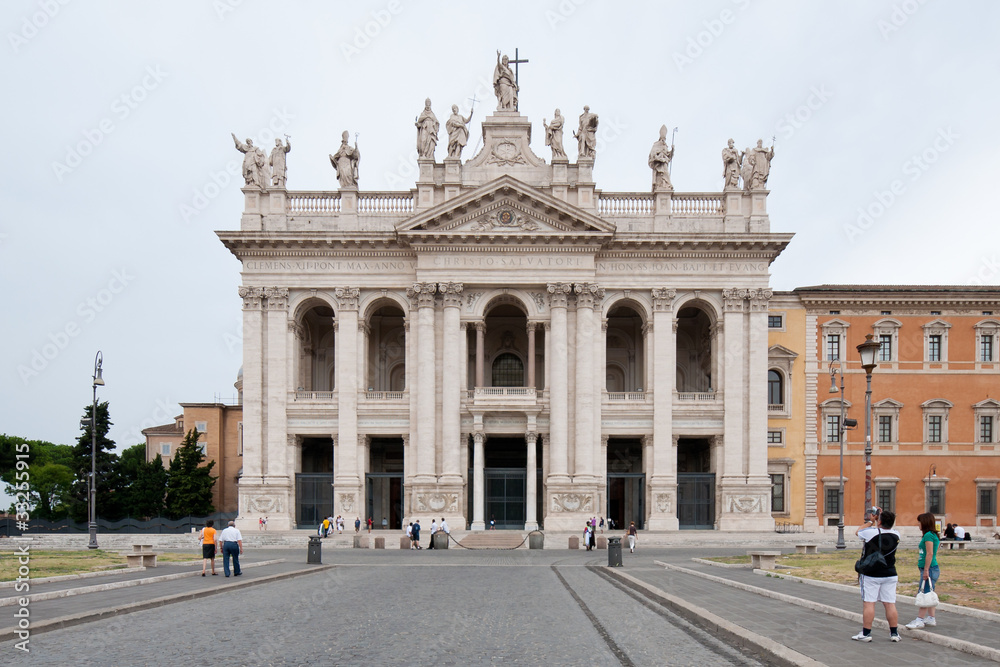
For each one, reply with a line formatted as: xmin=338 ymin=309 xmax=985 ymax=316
xmin=597 ymin=261 xmax=766 ymax=273
xmin=431 ymin=256 xmax=586 ymax=268
xmin=245 ymin=260 xmax=411 ymax=272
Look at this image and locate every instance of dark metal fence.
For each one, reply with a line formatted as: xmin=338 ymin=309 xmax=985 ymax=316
xmin=0 ymin=512 xmax=238 ymax=537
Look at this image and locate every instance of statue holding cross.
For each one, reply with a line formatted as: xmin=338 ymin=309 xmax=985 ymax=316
xmin=493 ymin=50 xmax=526 ymax=111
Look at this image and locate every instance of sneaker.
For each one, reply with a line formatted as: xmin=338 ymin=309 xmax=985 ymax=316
xmin=851 ymin=632 xmax=872 ymax=642
xmin=889 ymin=634 xmax=901 ymax=642
xmin=923 ymin=617 xmax=936 ymax=626
xmin=905 ymin=618 xmax=925 ymax=629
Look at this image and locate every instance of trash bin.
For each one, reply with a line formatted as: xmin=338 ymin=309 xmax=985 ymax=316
xmin=308 ymin=535 xmax=322 ymax=564
xmin=607 ymin=537 xmax=622 ymax=567
xmin=528 ymin=531 xmax=544 ymax=550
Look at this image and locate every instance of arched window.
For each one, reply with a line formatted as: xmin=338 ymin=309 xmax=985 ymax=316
xmin=767 ymin=370 xmax=783 ymax=407
xmin=492 ymin=353 xmax=524 ymax=387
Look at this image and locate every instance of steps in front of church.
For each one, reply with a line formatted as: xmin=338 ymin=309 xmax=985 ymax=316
xmin=456 ymin=531 xmax=526 ymax=549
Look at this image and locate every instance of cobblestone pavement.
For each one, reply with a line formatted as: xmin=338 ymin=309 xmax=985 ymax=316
xmin=8 ymin=554 xmax=765 ymax=667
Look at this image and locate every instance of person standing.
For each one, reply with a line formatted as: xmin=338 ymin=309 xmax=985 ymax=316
xmin=355 ymin=517 xmax=361 ymax=534
xmin=428 ymin=519 xmax=438 ymax=550
xmin=217 ymin=520 xmax=244 ymax=578
xmin=411 ymin=519 xmax=421 ymax=550
xmin=583 ymin=523 xmax=592 ymax=551
xmin=200 ymin=520 xmax=218 ymax=576
xmin=382 ymin=516 xmax=388 ymax=530
xmin=321 ymin=516 xmax=331 ymax=538
xmin=627 ymin=521 xmax=638 ymax=554
xmin=853 ymin=509 xmax=901 ymax=642
xmin=907 ymin=512 xmax=940 ymax=629
xmin=367 ymin=516 xmax=373 ymax=533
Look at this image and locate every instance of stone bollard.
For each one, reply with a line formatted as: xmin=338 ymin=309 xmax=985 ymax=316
xmin=528 ymin=532 xmax=544 ymax=549
xmin=432 ymin=532 xmax=449 ymax=549
xmin=401 ymin=536 xmax=411 ymax=550
xmin=568 ymin=535 xmax=579 ymax=549
xmin=374 ymin=537 xmax=385 ymax=549
xmin=597 ymin=536 xmax=607 ymax=550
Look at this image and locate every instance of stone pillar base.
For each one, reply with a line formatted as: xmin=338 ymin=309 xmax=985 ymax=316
xmin=333 ymin=478 xmax=363 ymax=520
xmin=236 ymin=478 xmax=294 ymax=531
xmin=409 ymin=483 xmax=465 ymax=528
xmin=717 ymin=482 xmax=774 ymax=531
xmin=645 ymin=481 xmax=678 ymax=531
xmin=543 ymin=484 xmax=600 ymax=531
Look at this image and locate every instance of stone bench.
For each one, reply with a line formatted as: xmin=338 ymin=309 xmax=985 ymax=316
xmin=125 ymin=546 xmax=160 ymax=568
xmin=794 ymin=544 xmax=819 ymax=554
xmin=748 ymin=551 xmax=782 ymax=570
xmin=944 ymin=540 xmax=969 ymax=550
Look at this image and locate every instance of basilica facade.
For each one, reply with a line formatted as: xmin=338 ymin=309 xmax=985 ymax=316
xmin=219 ymin=85 xmax=790 ymax=532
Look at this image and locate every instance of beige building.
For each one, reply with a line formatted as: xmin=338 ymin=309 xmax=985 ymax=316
xmin=219 ymin=90 xmax=790 ymax=531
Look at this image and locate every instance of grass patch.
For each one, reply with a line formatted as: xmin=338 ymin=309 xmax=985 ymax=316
xmin=765 ymin=550 xmax=1000 ymax=614
xmin=0 ymin=550 xmax=197 ymax=581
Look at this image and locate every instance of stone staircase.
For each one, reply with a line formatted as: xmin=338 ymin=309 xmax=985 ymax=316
xmin=457 ymin=531 xmax=527 ymax=549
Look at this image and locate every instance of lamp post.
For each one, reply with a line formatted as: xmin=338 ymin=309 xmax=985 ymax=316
xmin=829 ymin=360 xmax=847 ymax=549
xmin=89 ymin=351 xmax=104 ymax=550
xmin=856 ymin=334 xmax=881 ymax=523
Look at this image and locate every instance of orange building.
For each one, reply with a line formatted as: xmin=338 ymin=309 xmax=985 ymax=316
xmin=796 ymin=286 xmax=1000 ymax=536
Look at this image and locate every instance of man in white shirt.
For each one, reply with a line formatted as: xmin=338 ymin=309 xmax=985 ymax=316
xmin=428 ymin=519 xmax=438 ymax=550
xmin=217 ymin=521 xmax=244 ymax=577
xmin=439 ymin=518 xmax=450 ymax=534
xmin=954 ymin=524 xmax=967 ymax=540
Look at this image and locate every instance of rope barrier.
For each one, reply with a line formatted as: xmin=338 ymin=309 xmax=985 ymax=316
xmin=443 ymin=529 xmax=545 ymax=550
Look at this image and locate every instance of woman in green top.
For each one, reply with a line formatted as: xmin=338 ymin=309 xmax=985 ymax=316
xmin=906 ymin=512 xmax=940 ymax=629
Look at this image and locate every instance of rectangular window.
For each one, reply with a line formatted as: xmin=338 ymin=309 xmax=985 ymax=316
xmin=881 ymin=311 xmax=892 ymax=316
xmin=768 ymin=315 xmax=783 ymax=329
xmin=826 ymin=415 xmax=841 ymax=442
xmin=979 ymin=487 xmax=997 ymax=515
xmin=878 ymin=415 xmax=892 ymax=443
xmin=981 ymin=335 xmax=994 ymax=362
xmin=877 ymin=488 xmax=895 ymax=514
xmin=825 ymin=487 xmax=841 ymax=515
xmin=927 ymin=487 xmax=945 ymax=514
xmin=195 ymin=420 xmax=208 ymax=433
xmin=928 ymin=335 xmax=942 ymax=362
xmin=928 ymin=416 xmax=942 ymax=443
xmin=770 ymin=474 xmax=786 ymax=513
xmin=827 ymin=334 xmax=841 ymax=361
xmin=878 ymin=334 xmax=892 ymax=362
xmin=767 ymin=430 xmax=783 ymax=444
xmin=198 ymin=442 xmax=207 ymax=455
xmin=981 ymin=416 xmax=994 ymax=443
xmin=160 ymin=443 xmax=171 ymax=456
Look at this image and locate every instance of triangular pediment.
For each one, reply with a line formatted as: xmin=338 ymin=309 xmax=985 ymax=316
xmin=396 ymin=175 xmax=615 ymax=241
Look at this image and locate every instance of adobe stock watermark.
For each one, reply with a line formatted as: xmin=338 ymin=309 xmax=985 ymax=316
xmin=673 ymin=0 xmax=753 ymax=73
xmin=968 ymin=254 xmax=1000 ymax=286
xmin=774 ymin=85 xmax=832 ymax=141
xmin=7 ymin=0 xmax=72 ymax=54
xmin=545 ymin=0 xmax=591 ymax=31
xmin=51 ymin=65 xmax=168 ymax=183
xmin=843 ymin=126 xmax=958 ymax=243
xmin=178 ymin=108 xmax=294 ymax=224
xmin=17 ymin=268 xmax=136 ymax=385
xmin=877 ymin=0 xmax=930 ymax=40
xmin=12 ymin=439 xmax=31 ymax=652
xmin=340 ymin=0 xmax=404 ymax=63
xmin=212 ymin=0 xmax=244 ymax=20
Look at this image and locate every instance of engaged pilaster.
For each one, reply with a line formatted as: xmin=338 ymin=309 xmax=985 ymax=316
xmin=573 ymin=283 xmax=604 ymax=485
xmin=546 ymin=283 xmax=572 ymax=485
xmin=439 ymin=282 xmax=464 ymax=485
xmin=407 ymin=282 xmax=438 ymax=484
xmin=647 ymin=287 xmax=678 ymax=530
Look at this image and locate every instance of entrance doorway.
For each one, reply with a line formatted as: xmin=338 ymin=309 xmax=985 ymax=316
xmin=607 ymin=439 xmax=644 ymax=529
xmin=296 ymin=437 xmax=333 ymax=527
xmin=484 ymin=437 xmax=526 ymax=529
xmin=676 ymin=438 xmax=715 ymax=529
xmin=367 ymin=438 xmax=403 ymax=530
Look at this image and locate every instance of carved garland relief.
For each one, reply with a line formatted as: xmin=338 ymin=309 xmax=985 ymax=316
xmin=550 ymin=493 xmax=593 ymax=513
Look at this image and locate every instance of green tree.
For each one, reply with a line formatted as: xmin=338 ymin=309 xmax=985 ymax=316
xmin=71 ymin=401 xmax=120 ymax=522
xmin=1 ymin=435 xmax=75 ymax=520
xmin=164 ymin=429 xmax=216 ymax=519
xmin=117 ymin=444 xmax=168 ymax=518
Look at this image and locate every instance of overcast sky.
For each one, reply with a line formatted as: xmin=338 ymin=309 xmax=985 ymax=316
xmin=2 ymin=1 xmax=998 ymax=461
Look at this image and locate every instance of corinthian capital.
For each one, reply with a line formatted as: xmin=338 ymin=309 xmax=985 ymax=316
xmin=547 ymin=282 xmax=572 ymax=308
xmin=334 ymin=287 xmax=361 ymax=310
xmin=438 ymin=281 xmax=464 ymax=307
xmin=748 ymin=288 xmax=773 ymax=311
xmin=264 ymin=286 xmax=289 ymax=310
xmin=406 ymin=282 xmax=437 ymax=308
xmin=573 ymin=283 xmax=605 ymax=309
xmin=722 ymin=288 xmax=748 ymax=312
xmin=239 ymin=286 xmax=265 ymax=310
xmin=651 ymin=288 xmax=676 ymax=312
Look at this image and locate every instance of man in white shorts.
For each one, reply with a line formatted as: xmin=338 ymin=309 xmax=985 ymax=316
xmin=853 ymin=508 xmax=901 ymax=643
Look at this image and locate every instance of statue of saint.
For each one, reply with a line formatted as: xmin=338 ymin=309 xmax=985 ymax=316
xmin=415 ymin=99 xmax=439 ymax=159
xmin=269 ymin=136 xmax=291 ymax=188
xmin=721 ymin=138 xmax=742 ymax=190
xmin=749 ymin=139 xmax=775 ymax=189
xmin=740 ymin=145 xmax=754 ymax=192
xmin=446 ymin=105 xmax=473 ymax=159
xmin=329 ymin=131 xmax=360 ymax=188
xmin=543 ymin=109 xmax=566 ymax=160
xmin=232 ymin=133 xmax=267 ymax=190
xmin=574 ymin=106 xmax=598 ymax=159
xmin=493 ymin=51 xmax=518 ymax=111
xmin=648 ymin=125 xmax=674 ymax=191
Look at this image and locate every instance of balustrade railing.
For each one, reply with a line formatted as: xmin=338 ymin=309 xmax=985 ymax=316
xmin=671 ymin=193 xmax=724 ymax=215
xmin=767 ymin=404 xmax=785 ymax=412
xmin=294 ymin=390 xmax=335 ymax=400
xmin=606 ymin=392 xmax=648 ymax=401
xmin=287 ymin=192 xmax=341 ymax=214
xmin=357 ymin=192 xmax=414 ymax=214
xmin=598 ymin=193 xmax=654 ymax=216
xmin=676 ymin=391 xmax=717 ymax=401
xmin=364 ymin=391 xmax=406 ymax=400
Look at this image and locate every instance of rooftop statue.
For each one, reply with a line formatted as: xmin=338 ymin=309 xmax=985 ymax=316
xmin=269 ymin=136 xmax=291 ymax=188
xmin=446 ymin=104 xmax=473 ymax=159
xmin=574 ymin=106 xmax=598 ymax=160
xmin=415 ymin=99 xmax=439 ymax=160
xmin=648 ymin=125 xmax=674 ymax=191
xmin=232 ymin=133 xmax=267 ymax=191
xmin=543 ymin=109 xmax=566 ymax=160
xmin=493 ymin=51 xmax=518 ymax=111
xmin=329 ymin=131 xmax=360 ymax=189
xmin=740 ymin=144 xmax=754 ymax=192
xmin=749 ymin=139 xmax=775 ymax=189
xmin=722 ymin=138 xmax=742 ymax=190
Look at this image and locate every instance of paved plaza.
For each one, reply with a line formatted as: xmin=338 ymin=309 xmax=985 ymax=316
xmin=5 ymin=544 xmax=1000 ymax=666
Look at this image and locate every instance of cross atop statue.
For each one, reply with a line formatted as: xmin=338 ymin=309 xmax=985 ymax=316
xmin=508 ymin=48 xmax=528 ymax=86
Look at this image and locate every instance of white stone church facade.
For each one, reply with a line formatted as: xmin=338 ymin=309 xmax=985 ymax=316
xmin=220 ymin=99 xmax=790 ymax=533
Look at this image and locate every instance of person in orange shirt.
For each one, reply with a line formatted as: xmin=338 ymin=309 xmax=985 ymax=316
xmin=200 ymin=520 xmax=218 ymax=576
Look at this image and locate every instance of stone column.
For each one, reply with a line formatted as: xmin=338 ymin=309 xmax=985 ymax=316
xmin=471 ymin=432 xmax=485 ymax=530
xmin=546 ymin=283 xmax=572 ymax=484
xmin=721 ymin=288 xmax=747 ymax=485
xmin=543 ymin=322 xmax=551 ymax=392
xmin=475 ymin=321 xmax=486 ymax=387
xmin=334 ymin=287 xmax=362 ymax=518
xmin=525 ymin=430 xmax=538 ymax=530
xmin=264 ymin=287 xmax=290 ymax=482
xmin=358 ymin=321 xmax=370 ymax=393
xmin=439 ymin=282 xmax=464 ymax=485
xmin=648 ymin=288 xmax=678 ymax=530
xmin=407 ymin=283 xmax=438 ymax=484
xmin=573 ymin=283 xmax=604 ymax=484
xmin=526 ymin=321 xmax=537 ymax=389
xmin=642 ymin=322 xmax=653 ymax=392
